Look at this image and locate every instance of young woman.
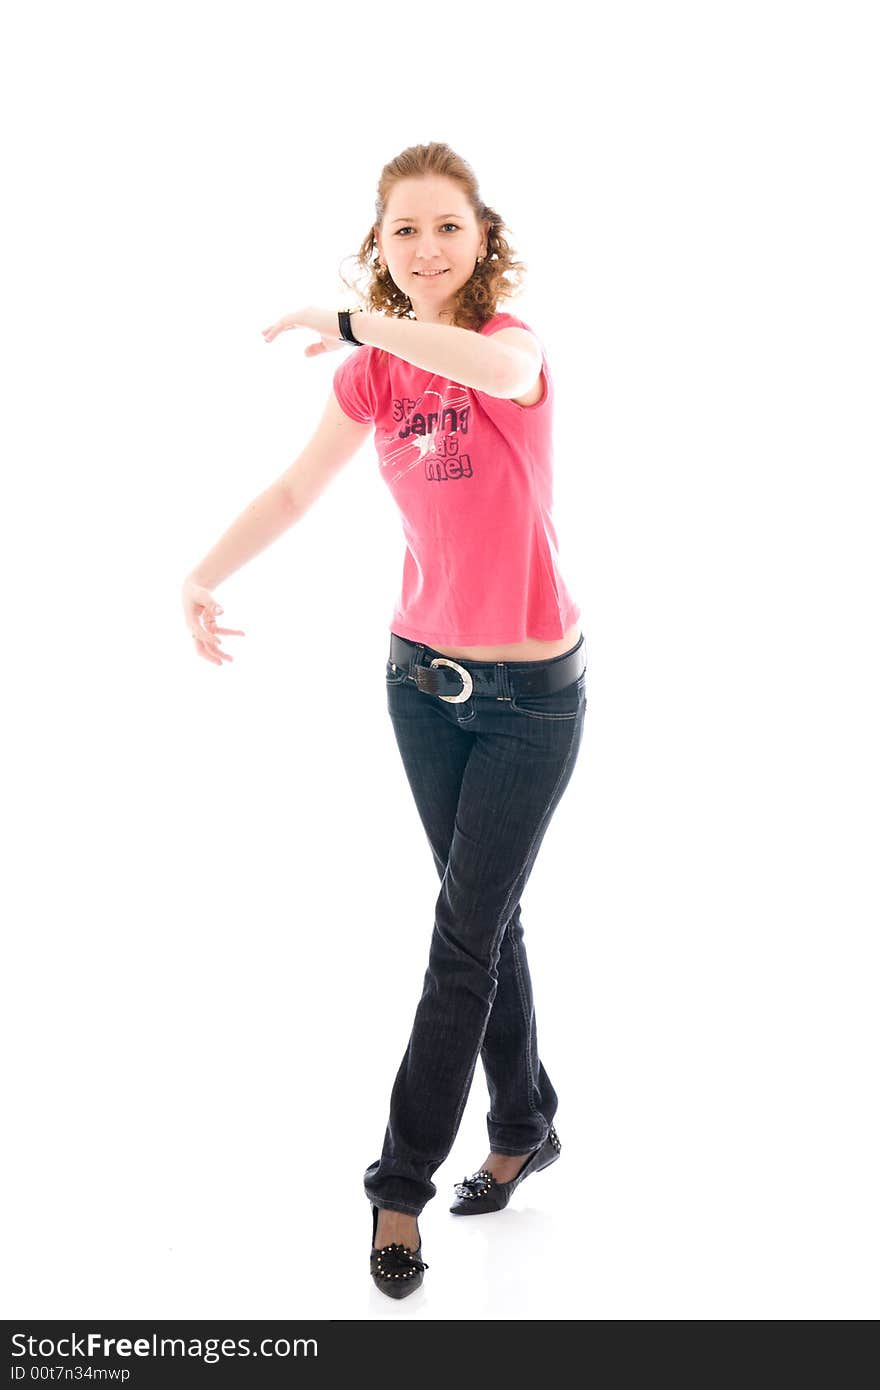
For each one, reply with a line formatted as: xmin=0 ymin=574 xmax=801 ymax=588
xmin=181 ymin=142 xmax=586 ymax=1300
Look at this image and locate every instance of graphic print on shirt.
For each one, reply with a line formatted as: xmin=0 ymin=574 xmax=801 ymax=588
xmin=379 ymin=385 xmax=473 ymax=488
xmin=332 ymin=316 xmax=581 ymax=644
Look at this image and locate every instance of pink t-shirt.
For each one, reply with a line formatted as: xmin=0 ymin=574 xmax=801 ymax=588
xmin=332 ymin=310 xmax=581 ymax=647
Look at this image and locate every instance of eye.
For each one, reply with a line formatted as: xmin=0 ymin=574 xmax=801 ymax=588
xmin=395 ymin=224 xmax=460 ymax=236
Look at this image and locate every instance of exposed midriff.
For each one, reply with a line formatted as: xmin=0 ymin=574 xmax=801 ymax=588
xmin=422 ymin=621 xmax=582 ymax=663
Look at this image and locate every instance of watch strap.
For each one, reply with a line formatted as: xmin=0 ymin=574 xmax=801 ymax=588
xmin=338 ymin=309 xmax=364 ymax=346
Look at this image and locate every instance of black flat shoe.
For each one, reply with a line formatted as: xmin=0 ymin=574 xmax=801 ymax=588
xmin=450 ymin=1124 xmax=561 ymax=1215
xmin=370 ymin=1203 xmax=429 ymax=1298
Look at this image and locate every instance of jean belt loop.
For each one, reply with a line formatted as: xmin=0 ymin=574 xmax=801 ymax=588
xmin=495 ymin=661 xmax=512 ymax=701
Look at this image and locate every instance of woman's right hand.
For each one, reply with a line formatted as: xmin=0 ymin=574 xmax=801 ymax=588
xmin=182 ymin=577 xmax=245 ymax=666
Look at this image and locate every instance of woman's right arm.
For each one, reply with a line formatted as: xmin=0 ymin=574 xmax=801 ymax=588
xmin=182 ymin=391 xmax=372 ymax=664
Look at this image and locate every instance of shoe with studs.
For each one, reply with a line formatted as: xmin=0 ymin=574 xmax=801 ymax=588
xmin=450 ymin=1124 xmax=561 ymax=1215
xmin=370 ymin=1203 xmax=429 ymax=1298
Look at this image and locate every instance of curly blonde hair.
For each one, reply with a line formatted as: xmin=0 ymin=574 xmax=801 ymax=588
xmin=338 ymin=142 xmax=528 ymax=332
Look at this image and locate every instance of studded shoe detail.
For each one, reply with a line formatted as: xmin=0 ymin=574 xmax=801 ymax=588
xmin=450 ymin=1124 xmax=561 ymax=1215
xmin=453 ymin=1168 xmax=495 ymax=1202
xmin=370 ymin=1204 xmax=429 ymax=1298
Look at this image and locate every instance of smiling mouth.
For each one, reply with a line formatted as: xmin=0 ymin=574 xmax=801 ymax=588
xmin=413 ymin=269 xmax=449 ymax=276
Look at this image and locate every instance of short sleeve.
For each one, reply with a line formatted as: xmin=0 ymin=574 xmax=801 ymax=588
xmin=333 ymin=347 xmax=376 ymax=424
xmin=481 ymin=312 xmax=529 ymax=336
xmin=477 ymin=313 xmax=552 ymax=414
xmin=481 ymin=312 xmax=544 ymax=356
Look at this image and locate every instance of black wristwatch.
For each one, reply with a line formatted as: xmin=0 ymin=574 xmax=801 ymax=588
xmin=338 ymin=309 xmax=365 ymax=346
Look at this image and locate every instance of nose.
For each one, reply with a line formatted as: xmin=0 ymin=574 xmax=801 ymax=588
xmin=415 ymin=238 xmax=444 ymax=260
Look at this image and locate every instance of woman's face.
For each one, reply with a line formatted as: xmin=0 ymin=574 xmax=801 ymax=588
xmin=376 ymin=175 xmax=488 ymax=325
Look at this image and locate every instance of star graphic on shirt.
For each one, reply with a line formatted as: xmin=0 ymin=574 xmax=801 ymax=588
xmin=413 ymin=431 xmax=437 ymax=460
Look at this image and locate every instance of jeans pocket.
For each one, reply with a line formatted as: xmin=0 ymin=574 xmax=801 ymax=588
xmin=509 ymin=671 xmax=585 ymax=720
xmin=385 ymin=658 xmax=409 ymax=685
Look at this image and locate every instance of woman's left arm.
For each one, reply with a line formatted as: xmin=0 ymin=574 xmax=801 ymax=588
xmin=262 ymin=307 xmax=538 ymax=398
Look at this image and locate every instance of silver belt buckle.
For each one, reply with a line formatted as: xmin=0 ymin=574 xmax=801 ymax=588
xmin=429 ymin=656 xmax=473 ymax=703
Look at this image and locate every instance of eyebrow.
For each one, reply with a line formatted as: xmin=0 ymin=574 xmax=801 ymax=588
xmin=390 ymin=213 xmax=464 ymax=223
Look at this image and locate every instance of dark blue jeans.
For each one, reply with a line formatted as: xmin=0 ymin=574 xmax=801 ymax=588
xmin=364 ymin=632 xmax=587 ymax=1215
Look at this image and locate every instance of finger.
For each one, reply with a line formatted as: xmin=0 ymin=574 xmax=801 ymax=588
xmin=204 ymin=616 xmax=241 ymax=638
xmin=262 ymin=318 xmax=297 ymax=340
xmin=193 ymin=637 xmax=222 ymax=666
xmin=191 ymin=625 xmax=221 ymax=651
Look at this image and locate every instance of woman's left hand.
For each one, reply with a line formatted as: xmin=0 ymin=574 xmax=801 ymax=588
xmin=261 ymin=307 xmax=346 ymax=357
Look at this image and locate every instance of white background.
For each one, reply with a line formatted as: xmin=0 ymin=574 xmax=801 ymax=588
xmin=2 ymin=0 xmax=877 ymax=1321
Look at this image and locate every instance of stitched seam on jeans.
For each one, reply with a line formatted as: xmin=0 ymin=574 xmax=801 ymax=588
xmin=509 ymin=926 xmax=540 ymax=1119
xmin=447 ymin=715 xmax=581 ymax=1153
xmin=368 ymin=1198 xmax=423 ymax=1216
xmin=495 ymin=714 xmax=581 ymax=947
xmin=511 ymin=708 xmax=578 ymax=720
xmin=449 ymin=1022 xmax=493 ymax=1154
xmin=509 ymin=694 xmax=579 ymax=719
xmin=510 ymin=672 xmax=586 ymax=719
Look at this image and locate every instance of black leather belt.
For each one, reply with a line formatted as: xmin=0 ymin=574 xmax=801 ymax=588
xmin=388 ymin=632 xmax=586 ymax=704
